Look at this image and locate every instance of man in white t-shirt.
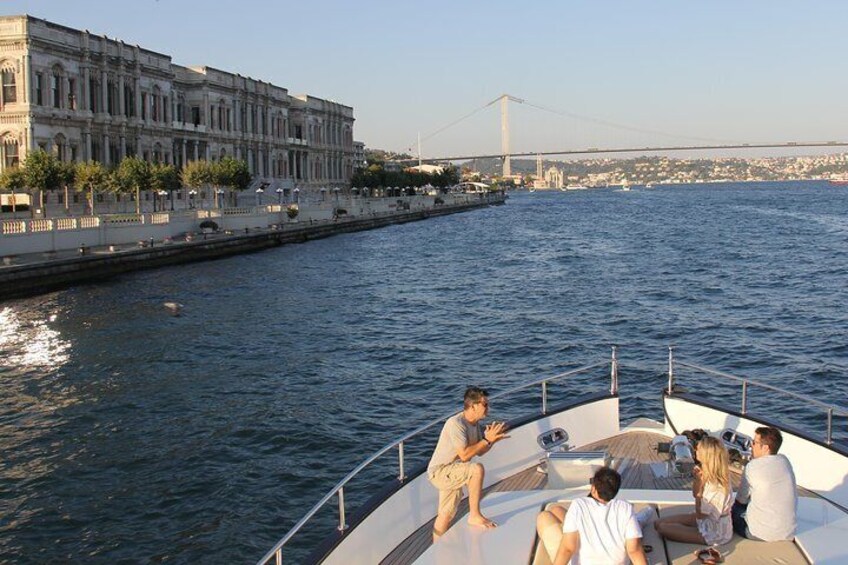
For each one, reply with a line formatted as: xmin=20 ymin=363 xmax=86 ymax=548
xmin=536 ymin=467 xmax=648 ymax=565
xmin=732 ymin=426 xmax=797 ymax=541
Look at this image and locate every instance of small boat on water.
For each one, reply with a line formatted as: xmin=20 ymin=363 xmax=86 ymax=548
xmin=565 ymin=184 xmax=588 ymax=191
xmin=828 ymin=175 xmax=848 ymax=185
xmin=258 ymin=348 xmax=848 ymax=564
xmin=621 ymin=179 xmax=631 ymax=192
xmin=645 ymin=182 xmax=655 ymax=188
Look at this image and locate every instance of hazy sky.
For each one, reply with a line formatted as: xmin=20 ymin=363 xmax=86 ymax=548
xmin=7 ymin=1 xmax=848 ymax=159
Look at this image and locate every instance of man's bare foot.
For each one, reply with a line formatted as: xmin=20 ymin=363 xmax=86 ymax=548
xmin=468 ymin=515 xmax=498 ymax=528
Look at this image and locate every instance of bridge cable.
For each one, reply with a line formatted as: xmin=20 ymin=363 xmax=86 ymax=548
xmin=404 ymin=99 xmax=500 ymax=154
xmin=517 ymin=99 xmax=735 ymax=145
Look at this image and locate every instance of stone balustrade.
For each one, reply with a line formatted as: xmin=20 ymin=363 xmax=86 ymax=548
xmin=0 ymin=193 xmax=498 ymax=257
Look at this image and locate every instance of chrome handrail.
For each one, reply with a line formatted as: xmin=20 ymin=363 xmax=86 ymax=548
xmin=257 ymin=353 xmax=615 ymax=564
xmin=667 ymin=347 xmax=848 ymax=445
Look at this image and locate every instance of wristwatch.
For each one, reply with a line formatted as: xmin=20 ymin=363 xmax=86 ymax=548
xmin=483 ymin=438 xmax=492 ymax=446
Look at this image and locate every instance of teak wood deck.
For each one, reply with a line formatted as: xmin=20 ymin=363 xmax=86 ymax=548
xmin=382 ymin=430 xmax=699 ymax=565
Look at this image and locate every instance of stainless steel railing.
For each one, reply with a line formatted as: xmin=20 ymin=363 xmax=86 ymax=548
xmin=666 ymin=346 xmax=848 ymax=446
xmin=257 ymin=348 xmax=619 ymax=564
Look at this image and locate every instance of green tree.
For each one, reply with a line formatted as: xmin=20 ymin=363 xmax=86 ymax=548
xmin=116 ymin=157 xmax=152 ymax=214
xmin=22 ymin=149 xmax=59 ymax=216
xmin=180 ymin=160 xmax=213 ymax=209
xmin=150 ymin=163 xmax=179 ymax=211
xmin=0 ymin=167 xmax=26 ymax=217
xmin=213 ymin=157 xmax=251 ymax=207
xmin=74 ymin=161 xmax=107 ymax=215
xmin=56 ymin=161 xmax=76 ymax=214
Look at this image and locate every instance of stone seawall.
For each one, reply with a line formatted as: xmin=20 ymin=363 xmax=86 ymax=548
xmin=0 ymin=195 xmax=505 ymax=301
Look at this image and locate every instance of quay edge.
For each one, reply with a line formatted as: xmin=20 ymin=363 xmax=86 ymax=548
xmin=0 ymin=194 xmax=506 ymax=301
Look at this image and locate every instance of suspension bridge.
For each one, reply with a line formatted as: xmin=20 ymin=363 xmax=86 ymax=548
xmin=402 ymin=95 xmax=848 ymax=176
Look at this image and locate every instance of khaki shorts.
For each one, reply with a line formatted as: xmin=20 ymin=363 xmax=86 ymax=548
xmin=429 ymin=461 xmax=476 ymax=519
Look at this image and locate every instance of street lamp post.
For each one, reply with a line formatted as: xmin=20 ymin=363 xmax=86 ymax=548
xmin=216 ymin=189 xmax=225 ymax=209
xmin=189 ymin=189 xmax=197 ymax=209
xmin=293 ymin=187 xmax=300 ymax=204
xmin=255 ymin=187 xmax=264 ymax=206
xmin=276 ymin=187 xmax=283 ymax=204
xmin=157 ymin=190 xmax=168 ymax=212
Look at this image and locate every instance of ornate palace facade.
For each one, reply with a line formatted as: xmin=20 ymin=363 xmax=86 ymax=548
xmin=0 ymin=15 xmax=356 ymax=194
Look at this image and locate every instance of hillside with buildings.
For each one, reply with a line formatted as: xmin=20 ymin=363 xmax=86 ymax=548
xmin=458 ymin=153 xmax=848 ymax=187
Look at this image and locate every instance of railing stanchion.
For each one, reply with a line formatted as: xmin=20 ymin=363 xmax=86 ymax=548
xmin=667 ymin=346 xmax=674 ymax=394
xmin=398 ymin=441 xmax=406 ymax=481
xmin=610 ymin=346 xmax=618 ymax=395
xmin=337 ymin=487 xmax=348 ymax=531
xmin=255 ymin=359 xmax=610 ymax=565
xmin=827 ymin=408 xmax=833 ymax=445
xmin=741 ymin=381 xmax=748 ymax=415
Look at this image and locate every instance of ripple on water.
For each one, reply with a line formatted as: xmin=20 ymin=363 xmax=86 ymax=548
xmin=1 ymin=182 xmax=848 ymax=562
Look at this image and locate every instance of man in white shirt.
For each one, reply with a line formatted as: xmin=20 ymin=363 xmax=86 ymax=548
xmin=427 ymin=386 xmax=509 ymax=542
xmin=536 ymin=467 xmax=648 ymax=565
xmin=732 ymin=426 xmax=797 ymax=541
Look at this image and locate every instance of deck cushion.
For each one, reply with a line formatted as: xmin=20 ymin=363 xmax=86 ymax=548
xmin=658 ymin=505 xmax=807 ymax=564
xmin=533 ymin=502 xmax=669 ymax=565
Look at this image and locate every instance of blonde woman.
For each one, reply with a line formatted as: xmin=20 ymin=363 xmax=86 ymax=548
xmin=655 ymin=437 xmax=733 ymax=546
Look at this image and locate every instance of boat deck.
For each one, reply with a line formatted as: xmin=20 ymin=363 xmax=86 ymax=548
xmin=383 ymin=429 xmax=706 ymax=564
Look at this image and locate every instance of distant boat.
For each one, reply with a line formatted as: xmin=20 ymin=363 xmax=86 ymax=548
xmin=645 ymin=182 xmax=655 ymax=188
xmin=566 ymin=184 xmax=588 ymax=190
xmin=828 ymin=175 xmax=848 ymax=185
xmin=621 ymin=179 xmax=631 ymax=192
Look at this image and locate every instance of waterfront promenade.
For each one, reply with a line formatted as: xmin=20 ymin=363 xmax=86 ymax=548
xmin=0 ymin=191 xmax=506 ymax=300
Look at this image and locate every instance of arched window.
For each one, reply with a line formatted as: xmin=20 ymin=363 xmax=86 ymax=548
xmin=2 ymin=135 xmax=19 ymax=169
xmin=152 ymin=86 xmax=161 ymax=122
xmin=0 ymin=61 xmax=18 ymax=106
xmin=51 ymin=64 xmax=64 ymax=108
xmin=0 ymin=65 xmax=16 ymax=105
xmin=54 ymin=133 xmax=67 ymax=162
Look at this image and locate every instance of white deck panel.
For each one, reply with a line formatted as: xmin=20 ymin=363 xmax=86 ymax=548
xmin=795 ymin=496 xmax=848 ymax=564
xmin=413 ymin=488 xmax=848 ymax=565
xmin=414 ymin=490 xmax=553 ymax=565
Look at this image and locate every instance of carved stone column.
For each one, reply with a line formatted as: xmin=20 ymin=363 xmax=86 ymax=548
xmin=119 ymin=73 xmax=125 ymax=117
xmin=101 ymin=69 xmax=108 ymax=115
xmin=82 ymin=66 xmax=90 ymax=112
xmin=103 ymin=133 xmax=110 ymax=165
xmin=22 ymin=53 xmax=31 ymax=104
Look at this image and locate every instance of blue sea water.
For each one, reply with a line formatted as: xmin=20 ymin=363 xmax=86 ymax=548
xmin=1 ymin=182 xmax=846 ymax=563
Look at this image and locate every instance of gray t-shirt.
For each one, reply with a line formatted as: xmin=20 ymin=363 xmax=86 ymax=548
xmin=427 ymin=413 xmax=482 ymax=475
xmin=737 ymin=453 xmax=797 ymax=541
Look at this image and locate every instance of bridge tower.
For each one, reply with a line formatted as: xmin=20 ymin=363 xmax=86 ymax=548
xmin=501 ymin=95 xmax=511 ymax=178
xmin=497 ymin=94 xmax=524 ymax=179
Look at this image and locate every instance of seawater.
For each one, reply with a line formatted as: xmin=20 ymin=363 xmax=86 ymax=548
xmin=1 ymin=182 xmax=846 ymax=563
